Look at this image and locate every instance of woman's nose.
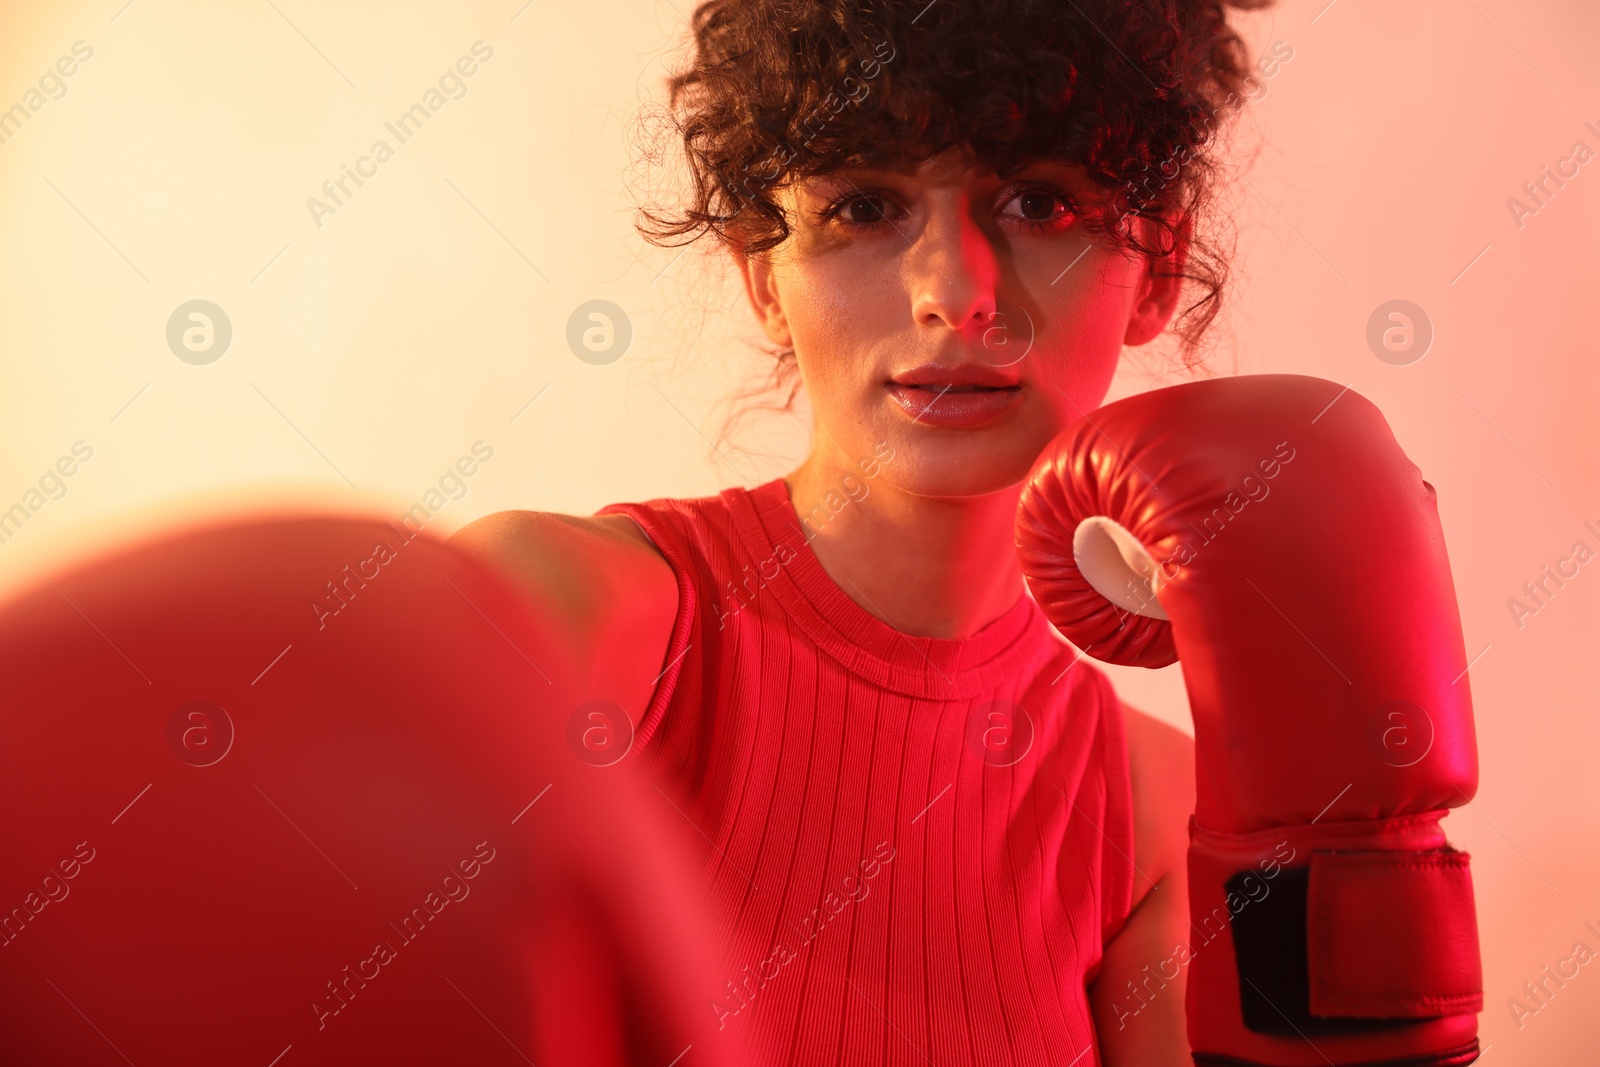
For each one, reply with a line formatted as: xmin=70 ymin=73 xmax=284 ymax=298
xmin=908 ymin=202 xmax=1000 ymax=333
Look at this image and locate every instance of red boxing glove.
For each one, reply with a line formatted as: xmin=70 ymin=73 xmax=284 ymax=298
xmin=1016 ymin=375 xmax=1483 ymax=1066
xmin=0 ymin=515 xmax=728 ymax=1067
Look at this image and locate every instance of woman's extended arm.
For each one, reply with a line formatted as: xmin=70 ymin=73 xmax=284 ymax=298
xmin=1091 ymin=702 xmax=1197 ymax=1066
xmin=448 ymin=510 xmax=679 ymax=722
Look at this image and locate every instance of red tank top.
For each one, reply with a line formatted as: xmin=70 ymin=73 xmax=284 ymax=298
xmin=598 ymin=478 xmax=1135 ymax=1066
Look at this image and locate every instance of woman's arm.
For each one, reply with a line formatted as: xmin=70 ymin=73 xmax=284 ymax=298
xmin=1090 ymin=701 xmax=1197 ymax=1066
xmin=448 ymin=511 xmax=679 ymax=720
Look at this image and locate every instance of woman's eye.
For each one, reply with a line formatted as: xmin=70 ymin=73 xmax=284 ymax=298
xmin=830 ymin=194 xmax=895 ymax=226
xmin=1002 ymin=189 xmax=1075 ymax=230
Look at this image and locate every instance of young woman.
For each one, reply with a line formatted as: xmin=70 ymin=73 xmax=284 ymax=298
xmin=454 ymin=1 xmax=1270 ymax=1062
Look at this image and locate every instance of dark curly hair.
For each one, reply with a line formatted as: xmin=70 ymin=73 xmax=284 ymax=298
xmin=634 ymin=0 xmax=1273 ymax=442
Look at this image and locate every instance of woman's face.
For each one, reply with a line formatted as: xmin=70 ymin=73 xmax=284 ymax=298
xmin=736 ymin=148 xmax=1184 ymax=498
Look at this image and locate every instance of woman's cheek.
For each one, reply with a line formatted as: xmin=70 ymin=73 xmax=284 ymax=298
xmin=787 ymin=279 xmax=890 ymax=401
xmin=1026 ymin=286 xmax=1127 ymax=411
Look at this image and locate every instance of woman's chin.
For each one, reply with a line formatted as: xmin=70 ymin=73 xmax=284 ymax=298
xmin=878 ymin=446 xmax=1040 ymax=500
xmin=863 ymin=416 xmax=1057 ymax=499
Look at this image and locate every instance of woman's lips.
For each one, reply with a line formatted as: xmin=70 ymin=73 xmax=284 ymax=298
xmin=885 ymin=382 xmax=1023 ymax=427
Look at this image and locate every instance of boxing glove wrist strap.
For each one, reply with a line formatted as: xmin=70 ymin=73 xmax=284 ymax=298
xmin=1188 ymin=812 xmax=1483 ymax=1067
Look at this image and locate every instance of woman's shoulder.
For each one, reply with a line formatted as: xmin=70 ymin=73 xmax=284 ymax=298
xmin=448 ymin=509 xmax=678 ymax=716
xmin=450 ymin=508 xmax=675 ymax=594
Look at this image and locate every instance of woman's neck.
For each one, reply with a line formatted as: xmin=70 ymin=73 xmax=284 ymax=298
xmin=783 ymin=443 xmax=1026 ymax=640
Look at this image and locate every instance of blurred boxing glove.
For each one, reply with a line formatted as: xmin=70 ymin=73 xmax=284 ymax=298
xmin=1016 ymin=374 xmax=1482 ymax=1066
xmin=0 ymin=513 xmax=728 ymax=1067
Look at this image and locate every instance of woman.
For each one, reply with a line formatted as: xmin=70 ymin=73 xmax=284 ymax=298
xmin=455 ymin=0 xmax=1269 ymax=1061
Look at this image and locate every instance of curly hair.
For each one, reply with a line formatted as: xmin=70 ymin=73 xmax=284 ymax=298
xmin=634 ymin=0 xmax=1273 ymax=438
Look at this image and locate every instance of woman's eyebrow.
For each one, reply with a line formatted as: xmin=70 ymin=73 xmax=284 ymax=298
xmin=806 ymin=168 xmax=902 ymax=186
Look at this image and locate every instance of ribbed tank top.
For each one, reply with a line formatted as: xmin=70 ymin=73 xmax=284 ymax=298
xmin=598 ymin=477 xmax=1135 ymax=1066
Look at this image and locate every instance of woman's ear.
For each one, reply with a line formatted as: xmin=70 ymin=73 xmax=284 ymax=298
xmin=1122 ymin=214 xmax=1192 ymax=347
xmin=730 ymin=244 xmax=794 ymax=349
